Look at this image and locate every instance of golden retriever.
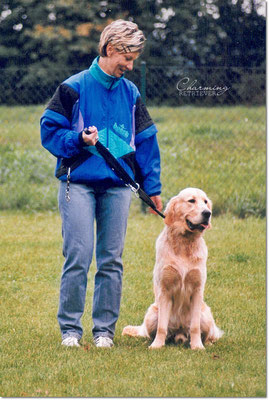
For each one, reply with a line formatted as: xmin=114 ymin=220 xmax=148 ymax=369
xmin=122 ymin=188 xmax=223 ymax=350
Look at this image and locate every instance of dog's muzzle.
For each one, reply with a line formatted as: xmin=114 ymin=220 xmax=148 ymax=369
xmin=186 ymin=210 xmax=211 ymax=232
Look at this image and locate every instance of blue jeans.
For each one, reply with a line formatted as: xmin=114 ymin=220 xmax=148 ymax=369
xmin=57 ymin=182 xmax=132 ymax=340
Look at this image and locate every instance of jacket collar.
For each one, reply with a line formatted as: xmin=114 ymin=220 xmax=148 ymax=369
xmin=89 ymin=56 xmax=123 ymax=90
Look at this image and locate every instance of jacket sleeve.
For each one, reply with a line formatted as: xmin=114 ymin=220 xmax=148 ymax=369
xmin=134 ymin=97 xmax=162 ymax=196
xmin=40 ymin=83 xmax=85 ymax=158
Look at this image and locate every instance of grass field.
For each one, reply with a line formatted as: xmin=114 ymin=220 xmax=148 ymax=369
xmin=0 ymin=105 xmax=266 ymax=216
xmin=0 ymin=105 xmax=266 ymax=397
xmin=0 ymin=210 xmax=266 ymax=397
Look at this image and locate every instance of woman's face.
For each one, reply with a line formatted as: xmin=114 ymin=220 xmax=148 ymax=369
xmin=105 ymin=45 xmax=140 ymax=78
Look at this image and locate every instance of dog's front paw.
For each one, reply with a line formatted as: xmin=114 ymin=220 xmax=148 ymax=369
xmin=190 ymin=339 xmax=205 ymax=350
xmin=149 ymin=339 xmax=165 ymax=349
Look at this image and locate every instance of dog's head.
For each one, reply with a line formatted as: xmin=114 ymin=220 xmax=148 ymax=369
xmin=164 ymin=188 xmax=212 ymax=234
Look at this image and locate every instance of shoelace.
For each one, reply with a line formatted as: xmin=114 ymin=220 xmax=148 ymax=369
xmin=62 ymin=336 xmax=80 ymax=346
xmin=94 ymin=337 xmax=113 ymax=347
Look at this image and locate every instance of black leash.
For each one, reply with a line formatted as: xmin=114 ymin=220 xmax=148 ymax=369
xmin=95 ymin=141 xmax=165 ymax=218
xmin=84 ymin=130 xmax=164 ymax=218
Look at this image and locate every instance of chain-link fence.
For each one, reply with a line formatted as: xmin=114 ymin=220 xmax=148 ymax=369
xmin=0 ymin=64 xmax=265 ymax=106
xmin=128 ymin=64 xmax=265 ymax=107
xmin=0 ymin=63 xmax=266 ymax=216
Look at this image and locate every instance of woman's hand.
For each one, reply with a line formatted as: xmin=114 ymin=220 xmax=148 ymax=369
xmin=82 ymin=126 xmax=99 ymax=146
xmin=149 ymin=195 xmax=163 ymax=215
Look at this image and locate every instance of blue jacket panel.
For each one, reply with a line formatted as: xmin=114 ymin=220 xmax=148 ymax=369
xmin=40 ymin=57 xmax=162 ymax=196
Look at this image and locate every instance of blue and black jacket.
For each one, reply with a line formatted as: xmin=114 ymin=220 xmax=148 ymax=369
xmin=40 ymin=57 xmax=161 ymax=196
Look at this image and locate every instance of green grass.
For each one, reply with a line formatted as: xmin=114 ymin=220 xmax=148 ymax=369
xmin=150 ymin=106 xmax=266 ymax=217
xmin=0 ymin=210 xmax=266 ymax=397
xmin=0 ymin=105 xmax=266 ymax=216
xmin=0 ymin=105 xmax=266 ymax=397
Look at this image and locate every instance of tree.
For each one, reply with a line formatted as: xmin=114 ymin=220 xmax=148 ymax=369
xmin=0 ymin=0 xmax=102 ymax=69
xmin=0 ymin=0 xmax=265 ymax=104
xmin=147 ymin=0 xmax=265 ymax=67
xmin=0 ymin=0 xmax=265 ymax=69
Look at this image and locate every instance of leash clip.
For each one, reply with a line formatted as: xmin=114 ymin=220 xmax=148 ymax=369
xmin=127 ymin=183 xmax=140 ymax=198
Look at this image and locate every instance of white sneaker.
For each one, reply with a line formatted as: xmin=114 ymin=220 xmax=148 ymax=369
xmin=61 ymin=336 xmax=80 ymax=347
xmin=94 ymin=336 xmax=114 ymax=348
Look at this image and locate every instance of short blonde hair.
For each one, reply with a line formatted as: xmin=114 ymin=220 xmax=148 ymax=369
xmin=99 ymin=19 xmax=146 ymax=56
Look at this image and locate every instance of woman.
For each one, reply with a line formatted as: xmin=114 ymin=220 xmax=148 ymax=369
xmin=40 ymin=19 xmax=162 ymax=348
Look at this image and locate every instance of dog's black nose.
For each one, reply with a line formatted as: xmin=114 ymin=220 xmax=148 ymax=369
xmin=202 ymin=210 xmax=211 ymax=220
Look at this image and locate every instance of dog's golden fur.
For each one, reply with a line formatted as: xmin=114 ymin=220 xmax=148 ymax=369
xmin=122 ymin=188 xmax=223 ymax=350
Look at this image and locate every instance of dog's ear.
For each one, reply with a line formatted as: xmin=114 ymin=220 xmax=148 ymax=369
xmin=164 ymin=198 xmax=177 ymax=226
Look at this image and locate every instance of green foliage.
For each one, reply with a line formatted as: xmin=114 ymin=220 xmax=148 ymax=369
xmin=0 ymin=1 xmax=265 ymax=105
xmin=0 ymin=0 xmax=101 ymax=68
xmin=0 ymin=212 xmax=266 ymax=397
xmin=0 ymin=0 xmax=265 ymax=70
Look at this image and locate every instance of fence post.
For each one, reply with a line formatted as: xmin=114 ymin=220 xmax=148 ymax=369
xmin=140 ymin=61 xmax=146 ymax=104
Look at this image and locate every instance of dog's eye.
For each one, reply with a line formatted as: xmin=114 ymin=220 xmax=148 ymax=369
xmin=204 ymin=200 xmax=208 ymax=204
xmin=188 ymin=199 xmax=195 ymax=203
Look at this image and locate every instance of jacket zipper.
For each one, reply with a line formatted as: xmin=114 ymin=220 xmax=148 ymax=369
xmin=107 ymin=80 xmax=115 ymax=149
